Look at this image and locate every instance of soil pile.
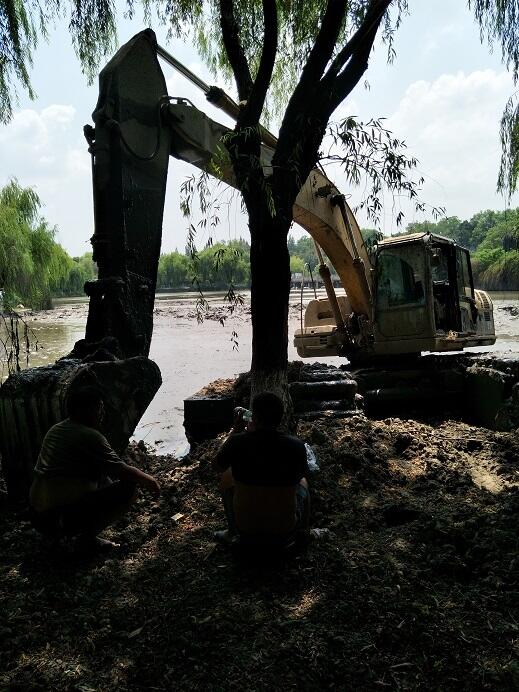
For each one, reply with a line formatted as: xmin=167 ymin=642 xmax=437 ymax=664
xmin=0 ymin=415 xmax=518 ymax=690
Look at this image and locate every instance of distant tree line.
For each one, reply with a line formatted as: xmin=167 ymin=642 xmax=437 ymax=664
xmin=404 ymin=210 xmax=519 ymax=290
xmin=157 ymin=239 xmax=251 ymax=290
xmin=0 ymin=180 xmax=96 ymax=310
xmin=2 ymin=180 xmax=517 ymax=310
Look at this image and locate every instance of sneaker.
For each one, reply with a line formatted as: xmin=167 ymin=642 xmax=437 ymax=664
xmin=310 ymin=528 xmax=330 ymax=540
xmin=213 ymin=529 xmax=237 ymax=545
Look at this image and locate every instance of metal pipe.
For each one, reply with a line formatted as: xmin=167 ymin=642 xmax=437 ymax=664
xmin=157 ymin=44 xmax=210 ymax=93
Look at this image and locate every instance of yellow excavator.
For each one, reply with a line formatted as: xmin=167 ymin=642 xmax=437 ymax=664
xmin=84 ymin=29 xmax=496 ymax=363
xmin=0 ymin=29 xmax=500 ymax=501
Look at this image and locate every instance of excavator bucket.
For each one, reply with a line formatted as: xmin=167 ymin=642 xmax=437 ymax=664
xmin=0 ymin=30 xmax=169 ymax=500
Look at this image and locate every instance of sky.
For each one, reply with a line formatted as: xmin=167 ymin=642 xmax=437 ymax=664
xmin=0 ymin=1 xmax=518 ymax=256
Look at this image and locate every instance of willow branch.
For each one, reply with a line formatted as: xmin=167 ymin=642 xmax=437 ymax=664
xmin=219 ymin=0 xmax=253 ymax=101
xmin=244 ymin=0 xmax=278 ymax=124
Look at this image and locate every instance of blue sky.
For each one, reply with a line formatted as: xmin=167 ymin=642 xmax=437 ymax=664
xmin=0 ymin=1 xmax=517 ymax=255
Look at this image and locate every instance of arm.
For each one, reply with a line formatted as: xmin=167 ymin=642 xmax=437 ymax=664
xmin=114 ymin=462 xmax=161 ymax=496
xmin=90 ymin=429 xmax=161 ymax=495
xmin=212 ymin=408 xmax=247 ymax=472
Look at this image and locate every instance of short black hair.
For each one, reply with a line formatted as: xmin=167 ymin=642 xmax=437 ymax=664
xmin=251 ymin=391 xmax=284 ymax=428
xmin=66 ymin=385 xmax=103 ymax=418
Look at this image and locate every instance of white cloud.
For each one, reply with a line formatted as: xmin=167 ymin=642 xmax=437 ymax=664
xmin=0 ymin=104 xmax=93 ymax=254
xmin=3 ymin=68 xmax=515 ymax=255
xmin=0 ymin=104 xmax=79 ymax=174
xmin=384 ymin=69 xmax=514 ymax=222
xmin=41 ymin=104 xmax=76 ymax=126
xmin=66 ymin=147 xmax=90 ymax=174
xmin=304 ymin=69 xmax=517 ymax=237
xmin=421 ymin=21 xmax=465 ymax=57
xmin=0 ymin=109 xmax=49 ymax=153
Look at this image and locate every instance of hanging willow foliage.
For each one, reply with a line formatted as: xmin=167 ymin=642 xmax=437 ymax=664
xmin=0 ymin=179 xmax=74 ymax=310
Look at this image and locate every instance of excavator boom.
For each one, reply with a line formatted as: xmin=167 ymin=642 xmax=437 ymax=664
xmin=165 ymin=98 xmax=373 ymax=317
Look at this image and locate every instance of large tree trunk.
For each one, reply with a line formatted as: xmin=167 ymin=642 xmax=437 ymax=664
xmin=248 ymin=202 xmax=292 ymax=414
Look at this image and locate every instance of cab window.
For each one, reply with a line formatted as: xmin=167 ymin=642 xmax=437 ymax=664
xmin=456 ymin=248 xmax=474 ymax=300
xmin=376 ymin=250 xmax=425 ymax=308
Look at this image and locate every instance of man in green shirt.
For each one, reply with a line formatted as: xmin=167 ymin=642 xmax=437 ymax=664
xmin=30 ymin=385 xmax=160 ymax=550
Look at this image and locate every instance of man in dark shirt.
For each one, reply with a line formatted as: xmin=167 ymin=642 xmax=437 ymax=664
xmin=30 ymin=385 xmax=160 ymax=550
xmin=214 ymin=391 xmax=309 ymax=546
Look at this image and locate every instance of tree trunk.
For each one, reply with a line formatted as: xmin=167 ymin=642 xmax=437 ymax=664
xmin=248 ymin=205 xmax=292 ymax=415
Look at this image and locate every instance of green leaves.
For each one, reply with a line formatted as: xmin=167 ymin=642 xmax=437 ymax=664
xmin=0 ymin=0 xmax=37 ymax=122
xmin=68 ymin=0 xmax=118 ymax=83
xmin=402 ymin=205 xmax=519 ymax=290
xmin=325 ymin=116 xmax=444 ymax=229
xmin=0 ymin=179 xmax=93 ymax=309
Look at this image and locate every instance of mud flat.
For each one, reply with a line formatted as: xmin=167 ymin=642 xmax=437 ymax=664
xmin=14 ymin=289 xmax=518 ymax=452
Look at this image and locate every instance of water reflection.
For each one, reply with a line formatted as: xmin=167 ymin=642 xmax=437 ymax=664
xmin=15 ymin=322 xmax=85 ymax=369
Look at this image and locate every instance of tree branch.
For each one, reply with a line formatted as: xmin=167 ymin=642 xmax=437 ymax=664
xmin=297 ymin=1 xmax=348 ymax=88
xmin=219 ymin=0 xmax=253 ymax=102
xmin=321 ymin=0 xmax=392 ymax=87
xmin=243 ymin=0 xmax=278 ymax=125
xmin=273 ymin=1 xmax=346 ymax=139
xmin=272 ymin=1 xmax=349 ymax=172
xmin=326 ymin=15 xmax=382 ymax=113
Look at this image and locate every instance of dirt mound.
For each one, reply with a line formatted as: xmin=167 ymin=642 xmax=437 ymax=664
xmin=0 ymin=415 xmax=518 ymax=690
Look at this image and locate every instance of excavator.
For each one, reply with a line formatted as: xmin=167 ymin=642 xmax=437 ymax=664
xmin=0 ymin=29 xmax=499 ymax=501
xmin=82 ymin=29 xmax=495 ymax=365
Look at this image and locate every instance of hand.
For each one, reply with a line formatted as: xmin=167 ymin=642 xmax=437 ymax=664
xmin=232 ymin=407 xmax=248 ymax=433
xmin=142 ymin=474 xmax=161 ymax=496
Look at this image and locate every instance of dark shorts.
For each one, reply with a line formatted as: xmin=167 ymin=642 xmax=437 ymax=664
xmin=222 ymin=482 xmax=310 ymax=547
xmin=30 ymin=480 xmax=136 ymax=538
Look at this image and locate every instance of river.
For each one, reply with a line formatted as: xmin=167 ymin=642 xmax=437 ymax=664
xmin=2 ymin=289 xmax=518 ymax=454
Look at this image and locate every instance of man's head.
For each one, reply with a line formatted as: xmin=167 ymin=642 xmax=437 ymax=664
xmin=66 ymin=385 xmax=104 ymax=427
xmin=251 ymin=391 xmax=284 ymax=430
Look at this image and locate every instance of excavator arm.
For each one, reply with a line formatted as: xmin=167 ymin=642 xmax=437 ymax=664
xmin=84 ymin=30 xmax=374 ymax=359
xmin=85 ymin=29 xmax=494 ymax=364
xmin=165 ymin=98 xmax=373 ymax=316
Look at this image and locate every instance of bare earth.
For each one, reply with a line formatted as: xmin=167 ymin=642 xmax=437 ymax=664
xmin=1 ymin=410 xmax=518 ymax=690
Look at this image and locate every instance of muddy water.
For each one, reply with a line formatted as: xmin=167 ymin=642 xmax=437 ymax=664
xmin=4 ymin=290 xmax=519 ymax=454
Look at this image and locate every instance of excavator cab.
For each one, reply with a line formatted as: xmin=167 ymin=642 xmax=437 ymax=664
xmin=373 ymin=233 xmax=495 ymax=355
xmin=295 ymin=232 xmax=495 ymax=361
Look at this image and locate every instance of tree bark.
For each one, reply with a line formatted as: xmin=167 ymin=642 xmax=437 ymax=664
xmin=248 ymin=206 xmax=292 ymax=409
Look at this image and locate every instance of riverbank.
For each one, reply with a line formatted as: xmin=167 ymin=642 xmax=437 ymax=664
xmin=21 ymin=288 xmax=519 ymax=323
xmin=0 ymin=412 xmax=517 ymax=690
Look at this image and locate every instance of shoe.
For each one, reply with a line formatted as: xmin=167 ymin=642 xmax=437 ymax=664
xmin=213 ymin=529 xmax=237 ymax=545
